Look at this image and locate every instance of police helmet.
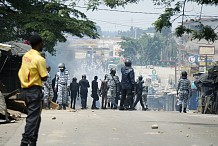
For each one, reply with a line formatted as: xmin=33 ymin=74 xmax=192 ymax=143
xmin=110 ymin=68 xmax=116 ymax=74
xmin=73 ymin=77 xmax=77 ymax=81
xmin=58 ymin=63 xmax=65 ymax=69
xmin=138 ymin=75 xmax=143 ymax=81
xmin=124 ymin=59 xmax=132 ymax=67
xmin=94 ymin=76 xmax=98 ymax=80
xmin=82 ymin=74 xmax=86 ymax=79
xmin=181 ymin=71 xmax=187 ymax=77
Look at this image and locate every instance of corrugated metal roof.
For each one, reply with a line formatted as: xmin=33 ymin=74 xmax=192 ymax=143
xmin=0 ymin=43 xmax=11 ymax=52
xmin=0 ymin=42 xmax=31 ymax=56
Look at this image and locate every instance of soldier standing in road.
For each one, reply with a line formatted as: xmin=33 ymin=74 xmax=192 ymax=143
xmin=70 ymin=77 xmax=79 ymax=109
xmin=100 ymin=75 xmax=108 ymax=109
xmin=132 ymin=75 xmax=147 ymax=111
xmin=79 ymin=75 xmax=90 ymax=109
xmin=119 ymin=59 xmax=135 ymax=110
xmin=106 ymin=68 xmax=120 ymax=109
xmin=177 ymin=71 xmax=192 ymax=113
xmin=55 ymin=63 xmax=70 ymax=110
xmin=18 ymin=35 xmax=47 ymax=146
xmin=91 ymin=76 xmax=99 ymax=109
xmin=43 ymin=66 xmax=53 ymax=109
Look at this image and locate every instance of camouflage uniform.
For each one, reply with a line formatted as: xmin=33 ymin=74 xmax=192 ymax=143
xmin=100 ymin=80 xmax=108 ymax=109
xmin=106 ymin=74 xmax=120 ymax=108
xmin=55 ymin=69 xmax=70 ymax=108
xmin=43 ymin=72 xmax=53 ymax=109
xmin=177 ymin=78 xmax=191 ymax=109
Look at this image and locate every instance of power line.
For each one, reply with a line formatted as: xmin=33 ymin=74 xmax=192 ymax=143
xmin=75 ymin=6 xmax=161 ymax=15
xmin=75 ymin=5 xmax=218 ymax=18
xmin=90 ymin=18 xmax=145 ymax=29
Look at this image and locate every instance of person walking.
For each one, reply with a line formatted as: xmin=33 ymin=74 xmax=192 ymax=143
xmin=132 ymin=75 xmax=147 ymax=110
xmin=18 ymin=35 xmax=47 ymax=146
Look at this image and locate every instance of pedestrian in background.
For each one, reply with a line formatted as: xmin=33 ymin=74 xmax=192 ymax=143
xmin=18 ymin=35 xmax=47 ymax=146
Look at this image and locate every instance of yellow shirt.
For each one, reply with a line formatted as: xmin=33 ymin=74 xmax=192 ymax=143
xmin=18 ymin=49 xmax=47 ymax=88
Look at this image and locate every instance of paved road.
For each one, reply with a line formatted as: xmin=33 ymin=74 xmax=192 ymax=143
xmin=3 ymin=110 xmax=218 ymax=146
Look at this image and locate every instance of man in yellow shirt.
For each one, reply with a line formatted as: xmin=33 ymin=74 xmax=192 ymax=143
xmin=18 ymin=35 xmax=47 ymax=146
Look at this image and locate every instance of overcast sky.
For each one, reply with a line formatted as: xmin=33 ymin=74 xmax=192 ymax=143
xmin=75 ymin=0 xmax=218 ymax=32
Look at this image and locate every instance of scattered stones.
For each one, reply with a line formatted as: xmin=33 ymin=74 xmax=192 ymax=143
xmin=186 ymin=134 xmax=190 ymax=137
xmin=151 ymin=124 xmax=159 ymax=129
xmin=180 ymin=130 xmax=183 ymax=132
xmin=52 ymin=117 xmax=56 ymax=120
xmin=188 ymin=127 xmax=191 ymax=129
xmin=209 ymin=144 xmax=213 ymax=146
xmin=113 ymin=128 xmax=117 ymax=131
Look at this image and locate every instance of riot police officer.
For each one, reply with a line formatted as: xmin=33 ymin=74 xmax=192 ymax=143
xmin=106 ymin=68 xmax=120 ymax=109
xmin=70 ymin=77 xmax=79 ymax=109
xmin=132 ymin=75 xmax=147 ymax=110
xmin=79 ymin=75 xmax=90 ymax=109
xmin=55 ymin=63 xmax=70 ymax=110
xmin=43 ymin=65 xmax=53 ymax=109
xmin=91 ymin=76 xmax=99 ymax=109
xmin=119 ymin=59 xmax=135 ymax=110
xmin=177 ymin=71 xmax=191 ymax=113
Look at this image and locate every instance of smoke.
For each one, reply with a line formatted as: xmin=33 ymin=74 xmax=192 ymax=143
xmin=45 ymin=41 xmax=107 ymax=82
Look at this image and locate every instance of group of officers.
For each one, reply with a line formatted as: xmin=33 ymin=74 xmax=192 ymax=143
xmin=43 ymin=59 xmax=191 ymax=113
xmin=43 ymin=59 xmax=148 ymax=111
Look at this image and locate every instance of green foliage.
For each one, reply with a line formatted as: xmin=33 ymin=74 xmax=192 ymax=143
xmin=87 ymin=0 xmax=218 ymax=42
xmin=0 ymin=0 xmax=99 ymax=54
xmin=120 ymin=29 xmax=177 ymax=65
xmin=152 ymin=0 xmax=218 ymax=42
xmin=192 ymin=23 xmax=218 ymax=42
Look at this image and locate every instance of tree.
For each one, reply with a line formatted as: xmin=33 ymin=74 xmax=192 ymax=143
xmin=87 ymin=0 xmax=218 ymax=42
xmin=120 ymin=30 xmax=177 ymax=66
xmin=0 ymin=0 xmax=99 ymax=54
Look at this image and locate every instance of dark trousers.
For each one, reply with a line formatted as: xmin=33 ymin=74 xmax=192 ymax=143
xmin=52 ymin=90 xmax=58 ymax=103
xmin=133 ymin=94 xmax=145 ymax=109
xmin=81 ymin=93 xmax=87 ymax=109
xmin=120 ymin=89 xmax=133 ymax=109
xmin=70 ymin=94 xmax=77 ymax=109
xmin=21 ymin=87 xmax=43 ymax=145
xmin=101 ymin=94 xmax=107 ymax=109
xmin=91 ymin=94 xmax=99 ymax=109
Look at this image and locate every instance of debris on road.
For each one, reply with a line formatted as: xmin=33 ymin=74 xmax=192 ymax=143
xmin=151 ymin=124 xmax=159 ymax=129
xmin=52 ymin=117 xmax=56 ymax=120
